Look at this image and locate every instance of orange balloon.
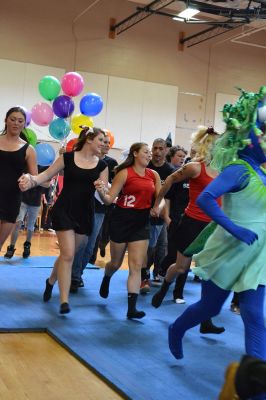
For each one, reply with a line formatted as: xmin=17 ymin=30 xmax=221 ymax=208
xmin=104 ymin=129 xmax=115 ymax=148
xmin=66 ymin=138 xmax=78 ymax=152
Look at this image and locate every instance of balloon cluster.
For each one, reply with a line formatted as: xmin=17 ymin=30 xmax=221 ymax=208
xmin=19 ymin=71 xmax=115 ymax=164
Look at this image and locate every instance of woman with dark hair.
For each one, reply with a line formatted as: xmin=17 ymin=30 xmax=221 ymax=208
xmin=95 ymin=142 xmax=162 ymax=319
xmin=0 ymin=106 xmax=37 ymax=252
xmin=19 ymin=127 xmax=108 ymax=314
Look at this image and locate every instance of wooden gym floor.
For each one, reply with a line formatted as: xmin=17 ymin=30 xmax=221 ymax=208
xmin=0 ymin=231 xmax=126 ymax=400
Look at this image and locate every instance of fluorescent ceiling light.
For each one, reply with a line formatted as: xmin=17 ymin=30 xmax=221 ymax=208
xmin=177 ymin=7 xmax=200 ymax=19
xmin=173 ymin=16 xmax=185 ymax=21
xmin=173 ymin=16 xmax=199 ymax=22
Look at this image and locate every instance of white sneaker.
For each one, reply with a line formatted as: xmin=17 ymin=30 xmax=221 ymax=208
xmin=151 ymin=277 xmax=163 ymax=287
xmin=174 ymin=298 xmax=186 ymax=304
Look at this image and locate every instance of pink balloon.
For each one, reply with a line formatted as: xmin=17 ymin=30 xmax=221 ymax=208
xmin=61 ymin=72 xmax=84 ymax=97
xmin=31 ymin=102 xmax=54 ymax=126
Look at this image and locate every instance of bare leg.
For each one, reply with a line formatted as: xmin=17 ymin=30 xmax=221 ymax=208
xmin=44 ymin=230 xmax=87 ymax=313
xmin=99 ymin=241 xmax=127 ymax=298
xmin=127 ymin=240 xmax=149 ymax=319
xmin=10 ymin=221 xmax=22 ymax=246
xmin=127 ymin=240 xmax=149 ymax=293
xmin=0 ymin=221 xmax=15 ymax=252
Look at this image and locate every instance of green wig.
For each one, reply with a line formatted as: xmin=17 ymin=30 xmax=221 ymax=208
xmin=211 ymin=86 xmax=266 ymax=172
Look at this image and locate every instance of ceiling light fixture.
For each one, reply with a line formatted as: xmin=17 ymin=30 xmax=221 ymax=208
xmin=176 ymin=7 xmax=200 ymax=20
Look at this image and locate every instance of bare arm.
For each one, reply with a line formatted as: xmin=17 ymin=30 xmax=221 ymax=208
xmin=18 ymin=155 xmax=65 ymax=191
xmin=99 ymin=166 xmax=109 ymax=187
xmin=25 ymin=145 xmax=38 ymax=175
xmin=95 ymin=169 xmax=127 ymax=205
xmin=153 ymin=170 xmax=165 ymax=213
xmin=162 ymin=198 xmax=171 ymax=226
xmin=153 ymin=162 xmax=200 ymax=209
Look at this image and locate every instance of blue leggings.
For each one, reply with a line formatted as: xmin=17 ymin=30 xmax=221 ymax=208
xmin=172 ymin=280 xmax=266 ymax=360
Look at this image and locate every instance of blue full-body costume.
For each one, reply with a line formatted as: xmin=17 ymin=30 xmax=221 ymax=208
xmin=168 ymin=88 xmax=266 ymax=399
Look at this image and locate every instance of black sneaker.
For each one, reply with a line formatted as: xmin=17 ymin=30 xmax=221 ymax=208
xmin=70 ymin=280 xmax=79 ymax=294
xmin=23 ymin=241 xmax=31 ymax=258
xmin=4 ymin=245 xmax=16 ymax=259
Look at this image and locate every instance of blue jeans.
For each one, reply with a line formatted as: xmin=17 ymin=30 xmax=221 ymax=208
xmin=17 ymin=202 xmax=40 ymax=232
xmin=71 ymin=212 xmax=105 ymax=282
xmin=149 ymin=224 xmax=164 ymax=248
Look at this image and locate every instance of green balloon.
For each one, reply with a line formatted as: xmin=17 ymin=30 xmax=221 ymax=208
xmin=23 ymin=128 xmax=37 ymax=147
xmin=38 ymin=75 xmax=61 ymax=101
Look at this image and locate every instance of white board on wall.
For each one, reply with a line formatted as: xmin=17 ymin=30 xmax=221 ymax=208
xmin=106 ymin=76 xmax=143 ymax=149
xmin=214 ymin=93 xmax=238 ymax=134
xmin=106 ymin=76 xmax=178 ymax=149
xmin=0 ymin=59 xmax=25 ymax=125
xmin=141 ymin=82 xmax=178 ymax=147
xmin=0 ymin=58 xmax=65 ymax=141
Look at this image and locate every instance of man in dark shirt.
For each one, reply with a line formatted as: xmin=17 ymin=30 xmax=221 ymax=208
xmin=140 ymin=138 xmax=174 ymax=293
xmin=4 ymin=166 xmax=47 ymax=259
xmin=70 ymin=132 xmax=118 ymax=292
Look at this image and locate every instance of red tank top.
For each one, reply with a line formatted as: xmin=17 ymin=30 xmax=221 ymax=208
xmin=116 ymin=167 xmax=156 ymax=209
xmin=185 ymin=163 xmax=222 ymax=222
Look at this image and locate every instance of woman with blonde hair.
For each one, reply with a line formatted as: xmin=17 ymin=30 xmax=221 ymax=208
xmin=151 ymin=126 xmax=224 ymax=334
xmin=95 ymin=142 xmax=162 ymax=319
xmin=19 ymin=127 xmax=108 ymax=314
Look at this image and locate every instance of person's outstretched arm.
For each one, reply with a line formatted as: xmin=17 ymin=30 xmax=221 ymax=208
xmin=196 ymin=164 xmax=258 ymax=245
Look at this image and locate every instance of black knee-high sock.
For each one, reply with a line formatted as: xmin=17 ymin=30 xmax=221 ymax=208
xmin=99 ymin=275 xmax=111 ymax=298
xmin=151 ymin=279 xmax=171 ymax=308
xmin=127 ymin=293 xmax=145 ymax=319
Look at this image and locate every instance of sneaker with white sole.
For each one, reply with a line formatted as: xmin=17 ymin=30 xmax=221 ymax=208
xmin=151 ymin=276 xmax=163 ymax=287
xmin=174 ymin=298 xmax=186 ymax=304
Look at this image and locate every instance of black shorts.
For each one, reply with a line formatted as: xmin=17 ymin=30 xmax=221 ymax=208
xmin=110 ymin=206 xmax=150 ymax=243
xmin=175 ymin=213 xmax=209 ymax=254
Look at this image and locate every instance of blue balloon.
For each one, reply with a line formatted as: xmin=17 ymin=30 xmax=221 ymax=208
xmin=49 ymin=118 xmax=71 ymax=141
xmin=53 ymin=95 xmax=74 ymax=118
xmin=79 ymin=93 xmax=103 ymax=117
xmin=35 ymin=143 xmax=56 ymax=166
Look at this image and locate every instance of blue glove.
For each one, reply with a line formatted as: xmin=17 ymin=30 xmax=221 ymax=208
xmin=196 ymin=164 xmax=258 ymax=245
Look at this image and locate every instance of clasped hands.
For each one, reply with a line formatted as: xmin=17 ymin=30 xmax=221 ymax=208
xmin=94 ymin=179 xmax=107 ymax=195
xmin=18 ymin=174 xmax=36 ymax=192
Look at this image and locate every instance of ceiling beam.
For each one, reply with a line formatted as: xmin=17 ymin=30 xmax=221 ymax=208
xmin=109 ymin=0 xmax=175 ymax=36
xmin=179 ymin=22 xmax=245 ymax=47
xmin=109 ymin=0 xmax=265 ymax=47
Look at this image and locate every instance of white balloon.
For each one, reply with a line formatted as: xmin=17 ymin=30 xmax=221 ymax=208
xmin=258 ymin=105 xmax=266 ymax=123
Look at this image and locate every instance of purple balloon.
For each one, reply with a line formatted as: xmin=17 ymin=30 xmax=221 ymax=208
xmin=25 ymin=110 xmax=32 ymax=127
xmin=17 ymin=106 xmax=32 ymax=126
xmin=52 ymin=95 xmax=74 ymax=118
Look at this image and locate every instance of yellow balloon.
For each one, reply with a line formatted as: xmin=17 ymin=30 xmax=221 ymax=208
xmin=70 ymin=114 xmax=94 ymax=135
